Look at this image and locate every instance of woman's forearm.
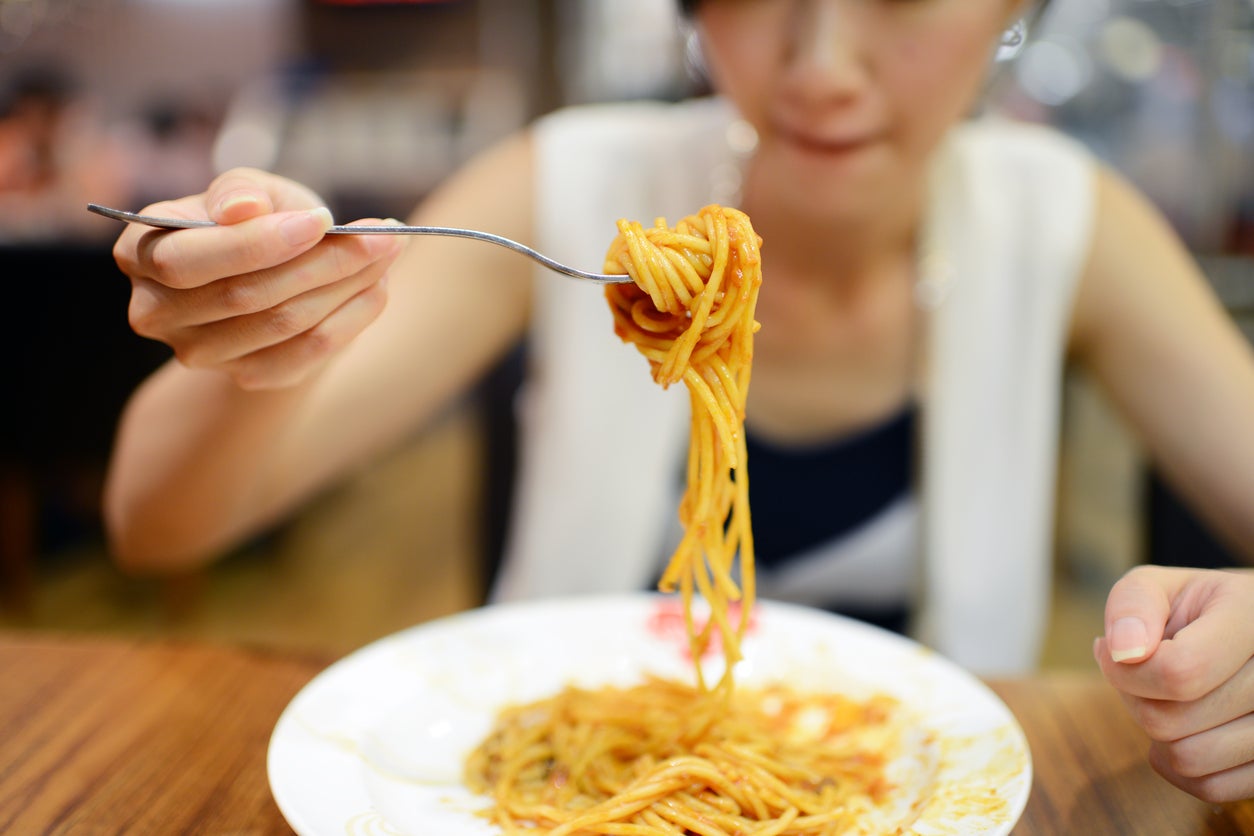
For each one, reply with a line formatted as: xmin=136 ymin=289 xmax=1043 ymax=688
xmin=102 ymin=360 xmax=323 ymax=572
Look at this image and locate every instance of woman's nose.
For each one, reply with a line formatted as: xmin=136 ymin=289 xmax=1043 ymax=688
xmin=785 ymin=0 xmax=867 ymax=99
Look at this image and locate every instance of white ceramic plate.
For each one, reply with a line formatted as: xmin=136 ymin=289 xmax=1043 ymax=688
xmin=268 ymin=593 xmax=1031 ymax=836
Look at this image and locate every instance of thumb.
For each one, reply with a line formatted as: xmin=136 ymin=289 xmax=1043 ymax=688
xmin=206 ymin=167 xmax=328 ymax=225
xmin=205 ymin=168 xmax=281 ymax=225
xmin=1102 ymin=566 xmax=1177 ymax=664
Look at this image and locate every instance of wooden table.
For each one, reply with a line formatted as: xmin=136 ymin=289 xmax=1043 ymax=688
xmin=2 ymin=631 xmax=1252 ymax=835
xmin=995 ymin=676 xmax=1254 ymax=835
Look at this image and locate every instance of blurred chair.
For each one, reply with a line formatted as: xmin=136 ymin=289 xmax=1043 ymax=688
xmin=0 ymin=242 xmax=170 ymax=616
xmin=1144 ymin=472 xmax=1242 ymax=569
xmin=471 ymin=343 xmax=526 ymax=602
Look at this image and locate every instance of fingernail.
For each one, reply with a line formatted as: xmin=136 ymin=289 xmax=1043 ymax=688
xmin=217 ymin=190 xmax=261 ymax=215
xmin=279 ymin=207 xmax=333 ymax=246
xmin=1110 ymin=617 xmax=1148 ymax=663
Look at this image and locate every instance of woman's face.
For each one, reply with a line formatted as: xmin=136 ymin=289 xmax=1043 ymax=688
xmin=695 ymin=0 xmax=1024 ymax=221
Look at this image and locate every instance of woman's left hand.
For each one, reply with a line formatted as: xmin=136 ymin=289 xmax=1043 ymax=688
xmin=1095 ymin=565 xmax=1254 ymax=803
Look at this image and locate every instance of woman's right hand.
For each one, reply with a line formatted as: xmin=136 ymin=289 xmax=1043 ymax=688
xmin=113 ymin=167 xmax=406 ymax=390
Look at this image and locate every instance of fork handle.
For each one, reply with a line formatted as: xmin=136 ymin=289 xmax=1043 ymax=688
xmin=85 ymin=203 xmax=631 ymax=283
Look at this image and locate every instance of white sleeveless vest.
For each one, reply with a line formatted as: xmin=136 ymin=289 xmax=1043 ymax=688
xmin=493 ymin=97 xmax=1094 ymax=676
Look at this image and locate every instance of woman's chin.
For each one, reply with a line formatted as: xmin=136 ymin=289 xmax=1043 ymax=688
xmin=749 ymin=139 xmax=917 ymax=224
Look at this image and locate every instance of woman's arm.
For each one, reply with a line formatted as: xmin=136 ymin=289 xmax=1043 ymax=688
xmin=104 ymin=130 xmax=537 ymax=572
xmin=1072 ymin=165 xmax=1254 ymax=803
xmin=1068 ymin=165 xmax=1254 ymax=563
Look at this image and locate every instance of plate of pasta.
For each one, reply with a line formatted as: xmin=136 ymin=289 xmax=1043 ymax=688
xmin=270 ymin=206 xmax=1028 ymax=834
xmin=267 ymin=593 xmax=1032 ymax=836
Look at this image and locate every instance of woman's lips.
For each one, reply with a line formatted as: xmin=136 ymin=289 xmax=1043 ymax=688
xmin=779 ymin=125 xmax=883 ymax=156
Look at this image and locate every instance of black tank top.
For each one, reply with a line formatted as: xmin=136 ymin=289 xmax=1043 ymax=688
xmin=745 ymin=404 xmax=917 ymax=632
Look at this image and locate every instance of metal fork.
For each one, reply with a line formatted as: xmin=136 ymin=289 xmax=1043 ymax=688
xmin=87 ymin=203 xmax=631 ymax=284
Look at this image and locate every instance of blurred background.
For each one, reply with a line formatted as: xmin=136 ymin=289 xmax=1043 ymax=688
xmin=1 ymin=0 xmax=1251 ymax=666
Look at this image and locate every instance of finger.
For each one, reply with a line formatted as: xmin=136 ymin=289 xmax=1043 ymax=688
xmin=1097 ymin=570 xmax=1254 ymax=701
xmin=1123 ymin=656 xmax=1254 ymax=742
xmin=1149 ymin=738 xmax=1254 ymax=805
xmin=1102 ymin=565 xmax=1183 ymax=664
xmin=112 ymin=194 xmax=214 ymax=276
xmin=134 ymin=207 xmax=335 ymax=291
xmin=203 ymin=167 xmax=325 ymax=223
xmin=1152 ymin=710 xmax=1254 ymax=779
xmin=130 ymin=221 xmax=404 ymax=332
xmin=113 ymin=182 xmax=271 ymax=281
xmin=172 ymin=255 xmax=393 ymax=368
xmin=222 ymin=280 xmax=390 ymax=391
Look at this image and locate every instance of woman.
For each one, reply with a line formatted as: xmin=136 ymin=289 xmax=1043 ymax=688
xmin=103 ymin=0 xmax=1254 ymax=802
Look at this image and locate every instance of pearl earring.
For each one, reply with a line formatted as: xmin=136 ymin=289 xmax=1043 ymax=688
xmin=996 ymin=19 xmax=1028 ymax=62
xmin=1002 ymin=19 xmax=1026 ymax=48
xmin=682 ymin=23 xmax=708 ymax=83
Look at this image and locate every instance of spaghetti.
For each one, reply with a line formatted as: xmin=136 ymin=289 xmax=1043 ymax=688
xmin=604 ymin=204 xmax=762 ymax=694
xmin=464 ymin=207 xmax=899 ymax=835
xmin=464 ymin=676 xmax=898 ymax=836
